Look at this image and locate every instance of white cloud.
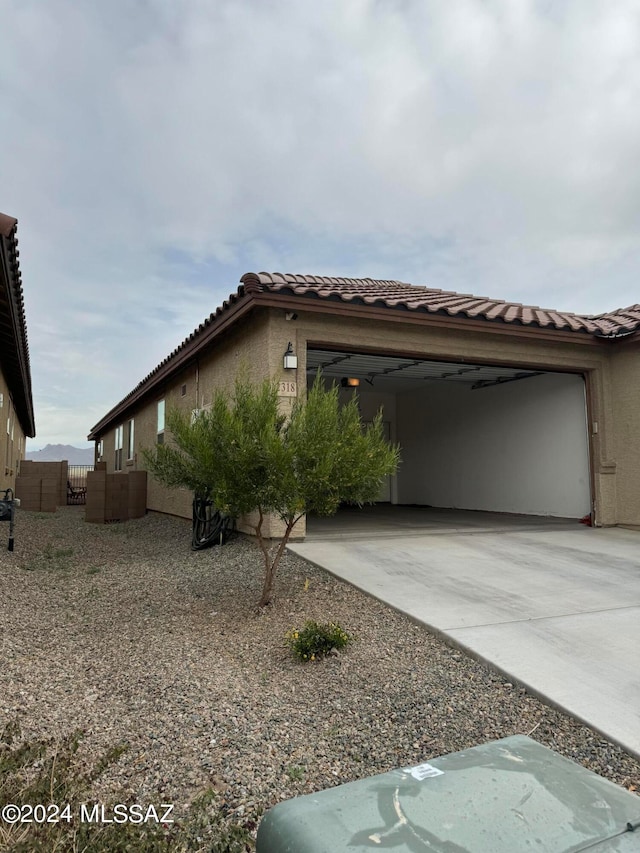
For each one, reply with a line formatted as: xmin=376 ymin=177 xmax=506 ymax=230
xmin=2 ymin=0 xmax=640 ymax=444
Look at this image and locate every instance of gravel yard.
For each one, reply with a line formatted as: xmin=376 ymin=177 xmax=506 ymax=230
xmin=1 ymin=506 xmax=639 ymax=837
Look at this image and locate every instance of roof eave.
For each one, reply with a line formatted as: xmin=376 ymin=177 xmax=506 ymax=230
xmin=0 ymin=217 xmax=35 ymax=437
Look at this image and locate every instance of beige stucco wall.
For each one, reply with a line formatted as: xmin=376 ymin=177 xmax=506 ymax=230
xmin=94 ymin=310 xmax=304 ymax=538
xmin=96 ymin=358 xmax=201 ymax=520
xmin=610 ymin=342 xmax=640 ymax=527
xmin=0 ymin=367 xmax=27 ymax=493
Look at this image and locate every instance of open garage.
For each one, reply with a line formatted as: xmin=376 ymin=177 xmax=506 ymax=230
xmin=89 ymin=271 xmax=640 ymax=536
xmin=308 ymin=348 xmax=592 ymax=524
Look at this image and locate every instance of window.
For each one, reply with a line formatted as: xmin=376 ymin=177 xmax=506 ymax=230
xmin=180 ymin=384 xmax=187 ymax=397
xmin=127 ymin=418 xmax=135 ymax=460
xmin=115 ymin=424 xmax=124 ymax=471
xmin=97 ymin=439 xmax=103 ymax=462
xmin=157 ymin=399 xmax=165 ymax=445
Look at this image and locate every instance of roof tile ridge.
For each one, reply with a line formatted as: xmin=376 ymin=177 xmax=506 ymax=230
xmin=590 ymin=304 xmax=640 ymax=319
xmin=243 ymin=273 xmax=640 ymax=328
xmin=243 ymin=271 xmax=418 ymax=289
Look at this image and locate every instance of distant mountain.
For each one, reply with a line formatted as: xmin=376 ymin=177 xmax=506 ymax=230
xmin=25 ymin=444 xmax=95 ymax=464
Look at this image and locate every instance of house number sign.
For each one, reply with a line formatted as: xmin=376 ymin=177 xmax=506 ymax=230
xmin=278 ymin=380 xmax=297 ymax=397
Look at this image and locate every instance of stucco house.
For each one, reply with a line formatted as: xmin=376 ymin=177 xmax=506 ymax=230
xmin=0 ymin=213 xmax=35 ymax=491
xmin=88 ymin=272 xmax=640 ymax=538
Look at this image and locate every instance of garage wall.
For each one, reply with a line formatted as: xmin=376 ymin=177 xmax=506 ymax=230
xmin=396 ymin=372 xmax=591 ymax=517
xmin=610 ymin=344 xmax=640 ymax=526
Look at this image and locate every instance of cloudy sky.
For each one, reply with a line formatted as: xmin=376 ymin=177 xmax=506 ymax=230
xmin=2 ymin=0 xmax=640 ymax=449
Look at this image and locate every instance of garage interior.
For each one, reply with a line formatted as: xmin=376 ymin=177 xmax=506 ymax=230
xmin=306 ymin=348 xmax=592 ymax=538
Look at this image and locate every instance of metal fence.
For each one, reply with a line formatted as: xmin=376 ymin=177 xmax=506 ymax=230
xmin=67 ymin=464 xmax=94 ymax=505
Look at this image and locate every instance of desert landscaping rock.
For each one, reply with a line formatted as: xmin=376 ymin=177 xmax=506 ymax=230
xmin=1 ymin=507 xmax=638 ymax=834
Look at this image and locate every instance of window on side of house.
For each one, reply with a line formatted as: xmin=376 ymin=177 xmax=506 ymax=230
xmin=157 ymin=399 xmax=165 ymax=445
xmin=115 ymin=424 xmax=124 ymax=471
xmin=97 ymin=439 xmax=103 ymax=462
xmin=127 ymin=418 xmax=135 ymax=460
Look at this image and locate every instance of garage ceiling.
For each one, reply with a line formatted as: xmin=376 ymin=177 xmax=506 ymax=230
xmin=306 ymin=349 xmax=544 ymax=391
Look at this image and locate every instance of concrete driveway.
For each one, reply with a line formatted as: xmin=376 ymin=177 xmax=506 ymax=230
xmin=288 ymin=511 xmax=640 ymax=759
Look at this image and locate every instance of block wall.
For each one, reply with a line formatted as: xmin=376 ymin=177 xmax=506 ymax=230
xmin=15 ymin=460 xmax=68 ymax=511
xmin=85 ymin=469 xmax=147 ymax=524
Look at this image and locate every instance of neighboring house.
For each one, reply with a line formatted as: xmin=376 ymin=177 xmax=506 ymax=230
xmin=0 ymin=213 xmax=35 ymax=492
xmin=88 ymin=272 xmax=640 ymax=537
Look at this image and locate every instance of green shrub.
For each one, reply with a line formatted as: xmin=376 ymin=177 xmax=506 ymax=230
xmin=285 ymin=620 xmax=353 ymax=662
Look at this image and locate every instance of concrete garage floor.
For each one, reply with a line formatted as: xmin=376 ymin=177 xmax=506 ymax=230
xmin=289 ymin=506 xmax=640 ymax=759
xmin=304 ymin=504 xmax=580 ymax=539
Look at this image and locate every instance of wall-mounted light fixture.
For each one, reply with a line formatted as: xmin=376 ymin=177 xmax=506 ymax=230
xmin=283 ymin=342 xmax=298 ymax=370
xmin=341 ymin=377 xmax=360 ymax=387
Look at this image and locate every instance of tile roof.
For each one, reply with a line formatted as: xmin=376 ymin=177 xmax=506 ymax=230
xmin=241 ymin=272 xmax=640 ymax=338
xmin=0 ymin=213 xmax=35 ymax=437
xmin=88 ymin=269 xmax=639 ymax=439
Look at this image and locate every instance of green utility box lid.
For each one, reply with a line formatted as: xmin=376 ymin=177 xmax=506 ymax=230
xmin=256 ymin=735 xmax=640 ymax=852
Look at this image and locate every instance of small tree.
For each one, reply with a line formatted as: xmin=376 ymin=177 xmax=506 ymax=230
xmin=143 ymin=374 xmax=400 ymax=607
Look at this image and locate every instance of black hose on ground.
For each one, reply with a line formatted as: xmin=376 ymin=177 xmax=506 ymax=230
xmin=191 ymin=498 xmax=236 ymax=551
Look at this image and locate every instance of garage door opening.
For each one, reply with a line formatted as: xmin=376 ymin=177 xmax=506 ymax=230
xmin=306 ymin=348 xmax=592 ymax=535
